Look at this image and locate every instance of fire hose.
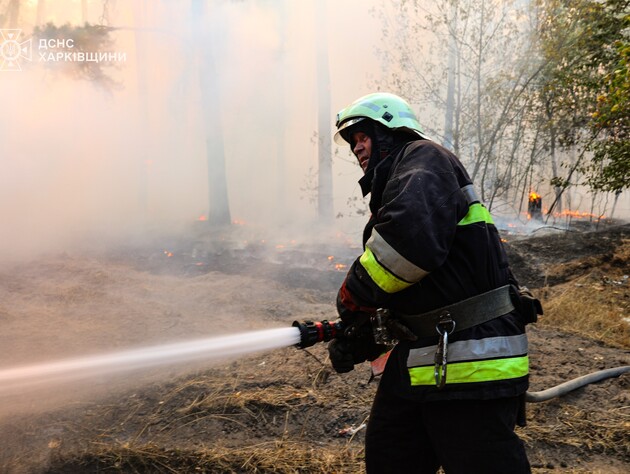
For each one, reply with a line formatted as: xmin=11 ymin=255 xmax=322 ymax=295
xmin=292 ymin=319 xmax=630 ymax=403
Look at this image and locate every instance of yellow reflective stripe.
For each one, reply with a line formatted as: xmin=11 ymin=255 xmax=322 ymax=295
xmin=359 ymin=247 xmax=414 ymax=293
xmin=458 ymin=203 xmax=495 ymax=226
xmin=407 ymin=335 xmax=528 ymax=367
xmin=408 ymin=356 xmax=529 ymax=386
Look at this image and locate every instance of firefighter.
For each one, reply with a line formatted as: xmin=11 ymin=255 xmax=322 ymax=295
xmin=330 ymin=92 xmax=542 ymax=473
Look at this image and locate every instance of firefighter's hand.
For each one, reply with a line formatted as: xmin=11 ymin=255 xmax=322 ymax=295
xmin=328 ymin=338 xmax=355 ymax=373
xmin=336 ymin=284 xmax=374 ymax=327
xmin=328 ymin=326 xmax=388 ymax=374
xmin=511 ymin=285 xmax=543 ymax=324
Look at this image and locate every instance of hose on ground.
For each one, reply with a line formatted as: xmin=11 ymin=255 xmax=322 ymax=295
xmin=525 ymin=365 xmax=630 ymax=403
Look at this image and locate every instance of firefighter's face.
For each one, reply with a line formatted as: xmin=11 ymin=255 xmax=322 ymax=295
xmin=351 ymin=132 xmax=372 ymax=172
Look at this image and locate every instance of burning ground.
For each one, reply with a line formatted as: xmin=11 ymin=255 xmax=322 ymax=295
xmin=0 ymin=223 xmax=628 ymax=473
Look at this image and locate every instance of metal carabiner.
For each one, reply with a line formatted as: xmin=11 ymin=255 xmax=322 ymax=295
xmin=434 ymin=312 xmax=456 ymax=389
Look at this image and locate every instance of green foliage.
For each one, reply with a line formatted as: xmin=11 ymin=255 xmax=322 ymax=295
xmin=536 ymin=0 xmax=630 ymax=192
xmin=34 ymin=22 xmax=120 ymax=91
xmin=588 ymin=38 xmax=630 ymax=192
xmin=550 ymin=175 xmax=570 ymax=189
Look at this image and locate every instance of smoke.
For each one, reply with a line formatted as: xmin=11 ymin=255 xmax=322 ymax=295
xmin=0 ymin=1 xmax=387 ymax=262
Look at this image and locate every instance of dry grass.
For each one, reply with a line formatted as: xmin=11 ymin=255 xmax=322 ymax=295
xmin=33 ymin=235 xmax=630 ymax=473
xmin=538 ymin=239 xmax=630 ymax=349
xmin=521 ymin=404 xmax=630 ymax=457
xmin=43 ymin=357 xmax=374 ymax=473
xmin=49 ymin=441 xmax=365 ymax=473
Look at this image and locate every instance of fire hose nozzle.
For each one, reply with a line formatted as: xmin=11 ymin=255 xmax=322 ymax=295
xmin=292 ymin=319 xmax=345 ymax=349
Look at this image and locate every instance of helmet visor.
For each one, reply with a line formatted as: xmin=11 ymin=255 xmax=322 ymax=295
xmin=333 ymin=117 xmax=368 ymax=145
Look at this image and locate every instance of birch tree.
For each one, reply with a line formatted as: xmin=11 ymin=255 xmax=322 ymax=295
xmin=533 ymin=0 xmax=629 ymax=216
xmin=315 ymin=1 xmax=333 ymax=223
xmin=374 ymin=0 xmax=545 ymax=212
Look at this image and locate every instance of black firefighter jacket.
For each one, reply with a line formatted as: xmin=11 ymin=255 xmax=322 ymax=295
xmin=338 ymin=139 xmax=529 ymax=401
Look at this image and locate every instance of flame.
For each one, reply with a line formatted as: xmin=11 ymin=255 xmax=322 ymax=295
xmin=501 ymin=238 xmax=508 ymax=243
xmin=197 ymin=215 xmax=207 ymax=221
xmin=232 ymin=219 xmax=247 ymax=226
xmin=275 ymin=244 xmax=285 ymax=249
xmin=327 ymin=255 xmax=334 ymax=261
xmin=556 ymin=209 xmax=605 ymax=220
xmin=334 ymin=263 xmax=347 ymax=271
xmin=163 ymin=250 xmax=173 ymax=257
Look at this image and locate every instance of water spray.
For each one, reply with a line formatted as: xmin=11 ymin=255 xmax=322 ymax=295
xmin=0 ymin=327 xmax=301 ymax=394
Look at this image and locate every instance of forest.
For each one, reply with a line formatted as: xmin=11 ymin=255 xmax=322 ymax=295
xmin=0 ymin=1 xmax=628 ymax=473
xmin=0 ymin=0 xmax=628 ymax=242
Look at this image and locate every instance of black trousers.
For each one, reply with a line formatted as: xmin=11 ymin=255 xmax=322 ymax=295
xmin=365 ymin=387 xmax=531 ymax=474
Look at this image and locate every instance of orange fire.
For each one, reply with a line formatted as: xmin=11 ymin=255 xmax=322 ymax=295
xmin=334 ymin=263 xmax=347 ymax=271
xmin=529 ymin=192 xmax=541 ymax=201
xmin=163 ymin=250 xmax=173 ymax=257
xmin=555 ymin=209 xmax=605 ymax=220
xmin=197 ymin=215 xmax=207 ymax=222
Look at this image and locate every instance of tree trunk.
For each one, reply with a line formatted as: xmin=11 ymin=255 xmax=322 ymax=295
xmin=316 ymin=1 xmax=333 ymax=223
xmin=7 ymin=0 xmax=19 ymax=27
xmin=36 ymin=0 xmax=46 ymax=26
xmin=549 ymin=125 xmax=562 ymax=214
xmin=443 ymin=3 xmax=458 ymax=151
xmin=192 ymin=0 xmax=231 ymax=227
xmin=609 ymin=191 xmax=621 ymax=220
xmin=275 ymin=0 xmax=288 ymax=218
xmin=133 ymin=0 xmax=149 ymax=216
xmin=472 ymin=0 xmax=486 ymax=183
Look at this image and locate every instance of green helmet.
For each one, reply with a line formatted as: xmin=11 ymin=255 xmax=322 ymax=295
xmin=334 ymin=92 xmax=430 ymax=145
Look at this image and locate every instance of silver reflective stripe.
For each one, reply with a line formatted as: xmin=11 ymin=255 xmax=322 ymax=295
xmin=399 ymin=111 xmax=415 ymax=119
xmin=461 ymin=184 xmax=479 ymax=205
xmin=360 ymin=100 xmax=381 ymax=112
xmin=407 ymin=334 xmax=528 ymax=367
xmin=366 ymin=229 xmax=429 ymax=283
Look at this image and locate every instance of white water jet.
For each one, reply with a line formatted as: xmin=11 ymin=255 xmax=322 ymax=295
xmin=0 ymin=327 xmax=301 ymax=394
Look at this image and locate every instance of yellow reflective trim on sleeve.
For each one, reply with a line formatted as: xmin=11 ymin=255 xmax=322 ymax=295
xmin=457 ymin=203 xmax=495 ymax=226
xmin=359 ymin=247 xmax=414 ymax=293
xmin=408 ymin=356 xmax=529 ymax=386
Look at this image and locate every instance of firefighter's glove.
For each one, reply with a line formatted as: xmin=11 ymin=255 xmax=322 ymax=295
xmin=328 ymin=338 xmax=356 ymax=373
xmin=384 ymin=317 xmax=418 ymax=342
xmin=511 ymin=285 xmax=543 ymax=324
xmin=336 ymin=292 xmax=372 ymax=328
xmin=328 ymin=323 xmax=387 ymax=374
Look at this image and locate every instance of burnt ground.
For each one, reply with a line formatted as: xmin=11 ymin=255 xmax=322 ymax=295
xmin=0 ymin=221 xmax=628 ymax=473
